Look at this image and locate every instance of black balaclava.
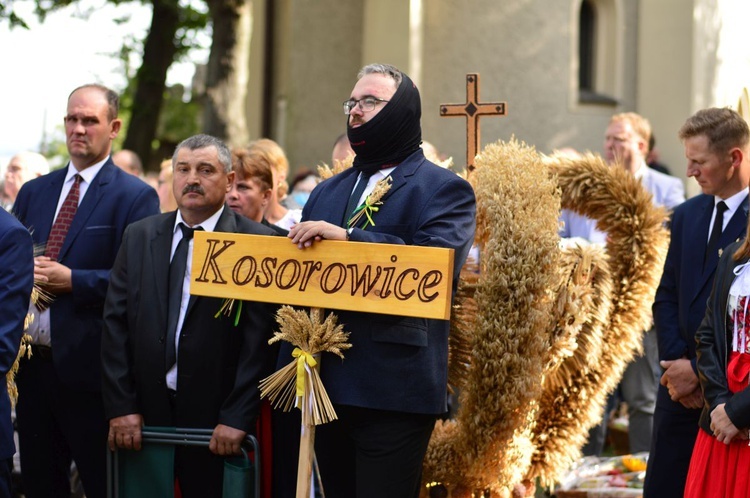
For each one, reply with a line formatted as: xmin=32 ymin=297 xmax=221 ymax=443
xmin=347 ymin=72 xmax=422 ymax=175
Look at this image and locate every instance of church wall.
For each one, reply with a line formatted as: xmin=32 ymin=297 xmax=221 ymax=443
xmin=419 ymin=0 xmax=640 ymax=170
xmin=637 ymin=0 xmax=694 ymax=188
xmin=639 ymin=0 xmax=750 ymax=198
xmin=267 ymin=0 xmax=365 ymax=171
xmin=255 ymin=0 xmax=750 ymax=187
xmin=246 ymin=0 xmax=267 ymax=142
xmin=362 ymin=0 xmax=410 ymax=72
xmin=712 ymin=0 xmax=750 ymax=110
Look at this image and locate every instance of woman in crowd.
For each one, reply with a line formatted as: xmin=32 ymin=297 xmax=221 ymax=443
xmin=228 ymin=147 xmax=287 ymax=235
xmin=248 ymin=138 xmax=301 ymax=230
xmin=685 ymin=221 xmax=750 ymax=497
xmin=157 ymin=158 xmax=178 ymax=212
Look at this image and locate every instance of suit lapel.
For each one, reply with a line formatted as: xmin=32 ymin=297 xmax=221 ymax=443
xmin=153 ymin=213 xmax=177 ymax=328
xmin=35 ymin=170 xmax=66 ymax=242
xmin=335 ymin=170 xmax=361 ymax=226
xmin=382 ymin=158 xmax=419 ymax=204
xmin=57 ymin=163 xmax=114 ymax=261
xmin=693 ymin=195 xmax=749 ymax=305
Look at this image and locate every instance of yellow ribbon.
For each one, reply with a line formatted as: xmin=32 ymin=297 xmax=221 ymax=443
xmin=362 ymin=202 xmax=380 ymax=228
xmin=292 ymin=348 xmax=318 ymax=398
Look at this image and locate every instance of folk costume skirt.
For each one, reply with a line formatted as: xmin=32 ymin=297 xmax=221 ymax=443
xmin=684 ymin=352 xmax=750 ymax=498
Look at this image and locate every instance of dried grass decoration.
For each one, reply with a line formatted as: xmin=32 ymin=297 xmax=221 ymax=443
xmin=347 ymin=177 xmax=392 ymax=229
xmin=8 ymin=242 xmax=54 ymax=406
xmin=259 ymin=307 xmax=351 ymax=425
xmin=420 ymin=141 xmax=669 ymax=497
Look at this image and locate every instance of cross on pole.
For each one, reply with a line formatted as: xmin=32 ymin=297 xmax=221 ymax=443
xmin=440 ymin=73 xmax=507 ymax=172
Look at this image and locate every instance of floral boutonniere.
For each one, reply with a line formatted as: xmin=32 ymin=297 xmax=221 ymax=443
xmin=215 ymin=298 xmax=243 ymax=326
xmin=347 ymin=176 xmax=392 ymax=230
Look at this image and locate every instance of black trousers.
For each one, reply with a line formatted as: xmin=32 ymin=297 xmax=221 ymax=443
xmin=16 ymin=354 xmax=107 ymax=498
xmin=274 ymin=405 xmax=434 ymax=498
xmin=0 ymin=457 xmax=12 ymax=498
xmin=642 ymin=385 xmax=701 ymax=498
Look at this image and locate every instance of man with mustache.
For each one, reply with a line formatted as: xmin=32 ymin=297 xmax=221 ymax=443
xmin=284 ymin=64 xmax=476 ymax=498
xmin=11 ymin=84 xmax=160 ymax=498
xmin=102 ymin=134 xmax=279 ymax=497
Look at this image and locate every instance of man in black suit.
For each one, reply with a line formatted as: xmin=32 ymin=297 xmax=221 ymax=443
xmin=12 ymin=84 xmax=159 ymax=498
xmin=102 ymin=134 xmax=279 ymax=497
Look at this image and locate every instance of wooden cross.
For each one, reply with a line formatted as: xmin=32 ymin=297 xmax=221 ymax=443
xmin=440 ymin=73 xmax=507 ymax=172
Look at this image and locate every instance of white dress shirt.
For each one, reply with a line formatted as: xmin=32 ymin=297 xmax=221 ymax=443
xmin=27 ymin=158 xmax=108 ymax=346
xmin=166 ymin=206 xmax=224 ymax=390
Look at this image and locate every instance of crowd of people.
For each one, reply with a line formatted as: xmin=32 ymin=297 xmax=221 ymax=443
xmin=1 ymin=62 xmax=750 ymax=498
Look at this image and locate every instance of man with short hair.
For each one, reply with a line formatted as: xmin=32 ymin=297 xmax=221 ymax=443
xmin=112 ymin=149 xmax=144 ymax=177
xmin=3 ymin=151 xmax=49 ymax=210
xmin=102 ymin=134 xmax=279 ymax=498
xmin=12 ymin=84 xmax=160 ymax=498
xmin=601 ymin=112 xmax=685 ymax=455
xmin=644 ymin=108 xmax=750 ymax=497
xmin=286 ymin=63 xmax=476 ymax=498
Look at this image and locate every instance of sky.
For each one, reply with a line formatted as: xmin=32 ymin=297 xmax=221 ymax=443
xmin=0 ymin=0 xmax=204 ymax=166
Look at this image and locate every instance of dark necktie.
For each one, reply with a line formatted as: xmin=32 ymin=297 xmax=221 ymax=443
xmin=704 ymin=201 xmax=729 ymax=268
xmin=45 ymin=174 xmax=81 ymax=261
xmin=166 ymin=223 xmax=199 ymax=370
xmin=343 ymin=172 xmax=373 ymax=227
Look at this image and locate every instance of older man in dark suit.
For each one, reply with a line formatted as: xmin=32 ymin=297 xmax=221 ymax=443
xmin=645 ymin=107 xmax=750 ymax=497
xmin=285 ymin=63 xmax=476 ymax=498
xmin=12 ymin=84 xmax=159 ymax=498
xmin=0 ymin=209 xmax=33 ymax=498
xmin=102 ymin=134 xmax=279 ymax=498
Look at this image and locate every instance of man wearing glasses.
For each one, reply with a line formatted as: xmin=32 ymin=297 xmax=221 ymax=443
xmin=285 ymin=63 xmax=476 ymax=498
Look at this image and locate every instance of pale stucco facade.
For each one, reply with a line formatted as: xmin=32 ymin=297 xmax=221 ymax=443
xmin=246 ymin=0 xmax=750 ymax=197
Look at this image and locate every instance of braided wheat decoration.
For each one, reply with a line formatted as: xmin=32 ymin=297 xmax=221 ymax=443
xmin=421 ymin=141 xmax=669 ymax=497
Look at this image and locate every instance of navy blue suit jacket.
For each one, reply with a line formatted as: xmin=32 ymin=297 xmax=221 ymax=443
xmin=0 ymin=209 xmax=33 ymax=458
xmin=645 ymin=193 xmax=747 ymax=497
xmin=654 ymin=193 xmax=749 ymax=379
xmin=12 ymin=159 xmax=160 ymax=391
xmin=294 ymin=149 xmax=476 ymax=415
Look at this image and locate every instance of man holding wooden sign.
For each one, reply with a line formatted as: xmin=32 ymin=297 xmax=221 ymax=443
xmin=283 ymin=63 xmax=476 ymax=498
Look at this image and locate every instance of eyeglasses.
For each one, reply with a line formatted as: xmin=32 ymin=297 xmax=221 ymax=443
xmin=342 ymin=97 xmax=389 ymax=115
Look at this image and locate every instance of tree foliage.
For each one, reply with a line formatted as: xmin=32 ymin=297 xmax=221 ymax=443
xmin=2 ymin=0 xmax=209 ymax=172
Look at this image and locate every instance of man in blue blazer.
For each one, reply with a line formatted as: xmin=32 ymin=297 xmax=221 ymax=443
xmin=12 ymin=84 xmax=159 ymax=498
xmin=644 ymin=108 xmax=750 ymax=497
xmin=286 ymin=64 xmax=476 ymax=498
xmin=0 ymin=209 xmax=33 ymax=498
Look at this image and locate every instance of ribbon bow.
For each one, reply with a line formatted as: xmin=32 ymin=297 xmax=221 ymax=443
xmin=292 ymin=347 xmax=318 ymax=399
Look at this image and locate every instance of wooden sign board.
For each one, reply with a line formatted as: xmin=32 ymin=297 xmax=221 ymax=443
xmin=189 ymin=232 xmax=455 ymax=320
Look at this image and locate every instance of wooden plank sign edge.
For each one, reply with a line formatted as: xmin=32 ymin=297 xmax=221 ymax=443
xmin=189 ymin=232 xmax=455 ymax=320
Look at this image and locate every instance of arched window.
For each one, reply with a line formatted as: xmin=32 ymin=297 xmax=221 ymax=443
xmin=579 ymin=0 xmax=595 ymax=92
xmin=577 ymin=0 xmax=618 ymax=105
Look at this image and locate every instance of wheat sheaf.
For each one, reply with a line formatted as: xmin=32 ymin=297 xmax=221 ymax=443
xmin=421 ymin=140 xmax=668 ymax=497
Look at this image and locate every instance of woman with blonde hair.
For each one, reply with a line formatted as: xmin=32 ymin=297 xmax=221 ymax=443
xmin=248 ymin=138 xmax=301 ymax=230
